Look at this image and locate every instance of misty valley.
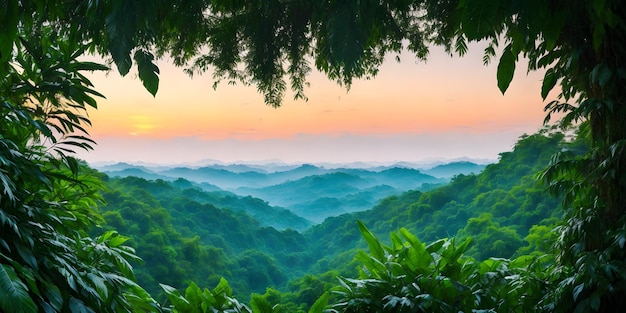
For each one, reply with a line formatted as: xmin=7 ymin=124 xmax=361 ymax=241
xmin=97 ymin=160 xmax=484 ymax=226
xmin=87 ymin=130 xmax=566 ymax=310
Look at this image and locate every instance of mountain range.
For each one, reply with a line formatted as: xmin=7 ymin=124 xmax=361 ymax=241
xmin=96 ymin=161 xmax=486 ymax=225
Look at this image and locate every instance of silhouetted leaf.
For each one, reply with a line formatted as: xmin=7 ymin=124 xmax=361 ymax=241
xmin=497 ymin=46 xmax=516 ymax=94
xmin=134 ymin=50 xmax=160 ymax=96
xmin=541 ymin=68 xmax=557 ymax=100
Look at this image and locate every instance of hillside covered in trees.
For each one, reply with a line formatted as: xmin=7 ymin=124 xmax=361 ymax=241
xmin=92 ymin=129 xmax=571 ymax=310
xmin=97 ymin=161 xmax=464 ymax=224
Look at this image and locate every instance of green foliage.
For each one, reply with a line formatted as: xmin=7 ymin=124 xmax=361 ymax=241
xmin=98 ymin=176 xmax=316 ymax=297
xmin=161 ymin=279 xmax=250 ymax=313
xmin=496 ymin=44 xmax=516 ymax=94
xmin=330 ymin=223 xmax=548 ymax=313
xmin=458 ymin=213 xmax=523 ymax=260
xmin=305 ymin=131 xmax=565 ymax=265
xmin=540 ymin=124 xmax=626 ymax=312
xmin=134 ymin=50 xmax=160 ymax=96
xmin=0 ymin=21 xmax=157 ymax=312
xmin=160 ymin=279 xmax=330 ymax=313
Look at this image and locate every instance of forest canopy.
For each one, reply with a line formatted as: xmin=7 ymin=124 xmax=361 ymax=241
xmin=1 ymin=1 xmax=626 ymax=312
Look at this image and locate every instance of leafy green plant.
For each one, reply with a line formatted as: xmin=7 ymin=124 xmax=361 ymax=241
xmin=161 ymin=279 xmax=249 ymax=313
xmin=330 ymin=221 xmax=548 ymax=313
xmin=0 ymin=23 xmax=157 ymax=312
xmin=161 ymin=279 xmax=329 ymax=313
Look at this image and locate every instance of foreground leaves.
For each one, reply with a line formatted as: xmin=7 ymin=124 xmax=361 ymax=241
xmin=331 ymin=222 xmax=551 ymax=313
xmin=0 ymin=22 xmax=158 ymax=312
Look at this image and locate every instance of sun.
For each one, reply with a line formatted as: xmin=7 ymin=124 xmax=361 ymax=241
xmin=129 ymin=115 xmax=158 ymax=136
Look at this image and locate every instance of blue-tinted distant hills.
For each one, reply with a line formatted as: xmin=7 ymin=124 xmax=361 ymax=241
xmin=94 ymin=160 xmax=486 ymax=225
xmin=236 ymin=169 xmax=445 ymax=223
xmin=104 ymin=167 xmax=172 ymax=181
xmin=422 ymin=161 xmax=486 ymax=178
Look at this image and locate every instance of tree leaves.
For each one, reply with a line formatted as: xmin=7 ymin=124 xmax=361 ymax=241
xmin=332 ymin=223 xmax=547 ymax=313
xmin=457 ymin=0 xmax=502 ymax=40
xmin=250 ymin=294 xmax=275 ymax=313
xmin=134 ymin=50 xmax=160 ymax=96
xmin=496 ymin=45 xmax=516 ymax=94
xmin=541 ymin=68 xmax=558 ymax=100
xmin=161 ymin=278 xmax=251 ymax=313
xmin=0 ymin=264 xmax=37 ymax=313
xmin=0 ymin=0 xmax=18 ymax=63
xmin=0 ymin=23 xmax=158 ymax=312
xmin=357 ymin=220 xmax=385 ymax=262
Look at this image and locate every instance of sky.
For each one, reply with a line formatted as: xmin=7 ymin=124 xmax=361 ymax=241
xmin=76 ymin=43 xmax=552 ymax=166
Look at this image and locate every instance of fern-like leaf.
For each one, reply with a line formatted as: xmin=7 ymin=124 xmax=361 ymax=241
xmin=0 ymin=264 xmax=37 ymax=313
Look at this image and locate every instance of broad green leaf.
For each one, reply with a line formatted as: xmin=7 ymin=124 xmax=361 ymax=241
xmin=592 ymin=0 xmax=607 ymax=18
xmin=541 ymin=68 xmax=558 ymax=100
xmin=70 ymin=61 xmax=109 ymax=72
xmin=108 ymin=233 xmax=130 ymax=247
xmin=160 ymin=283 xmax=191 ymax=309
xmin=572 ymin=283 xmax=585 ymax=301
xmin=250 ymin=294 xmax=274 ymax=313
xmin=87 ymin=273 xmax=108 ymax=299
xmin=124 ymin=285 xmax=159 ymax=312
xmin=509 ymin=255 xmax=535 ymax=269
xmin=589 ymin=291 xmax=601 ymax=311
xmin=213 ymin=277 xmax=233 ymax=297
xmin=308 ymin=292 xmax=329 ymax=313
xmin=356 ymin=250 xmax=386 ymax=276
xmin=592 ymin=23 xmax=605 ymax=52
xmin=15 ymin=244 xmax=38 ymax=270
xmin=134 ymin=50 xmax=160 ymax=96
xmin=0 ymin=264 xmax=37 ymax=313
xmin=389 ymin=232 xmax=404 ymax=252
xmin=399 ymin=228 xmax=432 ymax=270
xmin=184 ymin=282 xmax=203 ymax=307
xmin=497 ymin=46 xmax=516 ymax=94
xmin=357 ymin=220 xmax=385 ymax=262
xmin=454 ymin=238 xmax=473 ymax=260
xmin=43 ymin=285 xmax=63 ymax=312
xmin=590 ymin=63 xmax=612 ymax=88
xmin=425 ymin=239 xmax=446 ymax=253
xmin=69 ymin=297 xmax=95 ymax=313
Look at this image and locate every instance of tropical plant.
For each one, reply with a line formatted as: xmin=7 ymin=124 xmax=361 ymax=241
xmin=160 ymin=278 xmax=329 ymax=313
xmin=331 ymin=221 xmax=549 ymax=313
xmin=0 ymin=23 xmax=157 ymax=312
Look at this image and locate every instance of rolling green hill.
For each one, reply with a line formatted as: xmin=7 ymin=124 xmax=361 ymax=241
xmin=93 ymin=130 xmax=569 ymax=307
xmin=303 ymin=131 xmax=565 ymax=272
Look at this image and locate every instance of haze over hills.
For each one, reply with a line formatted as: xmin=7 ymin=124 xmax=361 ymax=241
xmin=95 ymin=160 xmax=487 ymax=225
xmin=92 ymin=131 xmax=569 ymax=299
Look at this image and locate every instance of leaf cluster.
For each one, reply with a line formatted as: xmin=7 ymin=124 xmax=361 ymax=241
xmin=0 ymin=22 xmax=158 ymax=312
xmin=330 ymin=222 xmax=549 ymax=313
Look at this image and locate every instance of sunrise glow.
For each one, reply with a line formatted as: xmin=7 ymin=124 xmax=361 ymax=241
xmin=79 ymin=44 xmax=552 ymax=164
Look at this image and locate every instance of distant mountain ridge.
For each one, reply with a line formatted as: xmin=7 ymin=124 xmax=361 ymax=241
xmin=95 ymin=160 xmax=486 ymax=185
xmin=95 ymin=160 xmax=486 ymax=225
xmin=422 ymin=161 xmax=487 ymax=178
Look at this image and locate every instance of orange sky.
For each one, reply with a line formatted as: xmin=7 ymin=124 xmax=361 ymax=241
xmin=78 ymin=44 xmax=553 ymax=165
